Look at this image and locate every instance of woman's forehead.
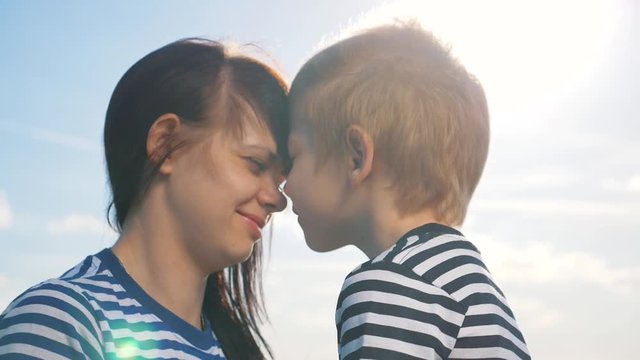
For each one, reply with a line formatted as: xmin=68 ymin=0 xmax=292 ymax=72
xmin=239 ymin=123 xmax=278 ymax=151
xmin=210 ymin=118 xmax=277 ymax=153
xmin=201 ymin=92 xmax=287 ymax=158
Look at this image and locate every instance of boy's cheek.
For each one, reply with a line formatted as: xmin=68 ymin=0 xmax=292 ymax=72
xmin=284 ymin=167 xmax=302 ymax=194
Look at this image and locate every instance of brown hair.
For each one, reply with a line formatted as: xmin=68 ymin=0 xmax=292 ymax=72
xmin=104 ymin=38 xmax=287 ymax=359
xmin=290 ymin=22 xmax=489 ymax=225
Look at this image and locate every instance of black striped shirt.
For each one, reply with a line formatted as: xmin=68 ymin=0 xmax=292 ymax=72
xmin=336 ymin=223 xmax=530 ymax=359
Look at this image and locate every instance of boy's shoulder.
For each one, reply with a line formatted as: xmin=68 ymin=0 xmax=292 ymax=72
xmin=335 ymin=224 xmax=530 ymax=359
xmin=337 ymin=224 xmax=473 ymax=321
xmin=340 ymin=223 xmax=508 ymax=307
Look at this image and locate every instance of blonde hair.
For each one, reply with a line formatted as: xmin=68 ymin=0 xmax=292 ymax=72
xmin=289 ymin=22 xmax=489 ymax=226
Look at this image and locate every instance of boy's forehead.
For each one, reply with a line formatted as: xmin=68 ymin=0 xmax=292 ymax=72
xmin=289 ymin=106 xmax=312 ymax=132
xmin=288 ymin=116 xmax=315 ymax=146
xmin=288 ymin=98 xmax=318 ymax=144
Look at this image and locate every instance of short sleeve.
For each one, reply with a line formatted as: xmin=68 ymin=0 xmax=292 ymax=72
xmin=0 ymin=280 xmax=104 ymax=359
xmin=335 ymin=262 xmax=466 ymax=360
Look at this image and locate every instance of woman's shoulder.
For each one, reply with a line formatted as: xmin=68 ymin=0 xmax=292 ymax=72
xmin=0 ymin=287 xmax=105 ymax=358
xmin=0 ymin=253 xmax=108 ymax=359
xmin=0 ymin=250 xmax=108 ymax=327
xmin=1 ymin=277 xmax=91 ymax=317
xmin=6 ymin=250 xmax=107 ymax=304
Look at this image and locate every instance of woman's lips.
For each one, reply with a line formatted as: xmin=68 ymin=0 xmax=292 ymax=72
xmin=238 ymin=211 xmax=265 ymax=239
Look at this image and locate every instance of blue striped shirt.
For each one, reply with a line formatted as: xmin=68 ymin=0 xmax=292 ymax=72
xmin=336 ymin=223 xmax=530 ymax=360
xmin=0 ymin=249 xmax=226 ymax=359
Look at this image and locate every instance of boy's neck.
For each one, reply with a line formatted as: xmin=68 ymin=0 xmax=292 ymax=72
xmin=354 ymin=199 xmax=444 ymax=259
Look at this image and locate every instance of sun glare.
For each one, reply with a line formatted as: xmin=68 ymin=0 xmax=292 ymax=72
xmin=327 ymin=0 xmax=620 ymax=120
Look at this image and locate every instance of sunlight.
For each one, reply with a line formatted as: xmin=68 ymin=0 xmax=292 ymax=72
xmin=115 ymin=339 xmax=139 ymax=359
xmin=325 ymin=0 xmax=620 ymax=118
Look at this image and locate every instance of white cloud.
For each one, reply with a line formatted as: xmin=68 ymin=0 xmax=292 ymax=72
xmin=263 ymin=257 xmax=355 ymax=360
xmin=472 ymin=198 xmax=639 ymax=216
xmin=270 ymin=207 xmax=304 ymax=243
xmin=507 ymin=296 xmax=562 ymax=330
xmin=0 ymin=274 xmax=30 ymax=311
xmin=48 ymin=214 xmax=115 ymax=236
xmin=602 ymin=175 xmax=640 ymax=193
xmin=0 ymin=191 xmax=13 ymax=229
xmin=0 ymin=254 xmax=88 ymax=311
xmin=268 ymin=258 xmax=356 ymax=273
xmin=602 ymin=178 xmax=621 ymax=191
xmin=481 ymin=168 xmax=577 ymax=191
xmin=473 ymin=234 xmax=640 ymax=296
xmin=0 ymin=120 xmax=100 ymax=154
xmin=0 ymin=274 xmax=14 ymax=310
xmin=630 ymin=176 xmax=640 ymax=192
xmin=31 ymin=127 xmax=101 ymax=154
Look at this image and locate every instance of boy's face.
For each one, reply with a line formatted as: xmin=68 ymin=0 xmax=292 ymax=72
xmin=284 ymin=118 xmax=352 ymax=252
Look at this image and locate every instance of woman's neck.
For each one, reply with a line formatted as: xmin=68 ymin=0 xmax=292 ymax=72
xmin=111 ymin=200 xmax=208 ymax=330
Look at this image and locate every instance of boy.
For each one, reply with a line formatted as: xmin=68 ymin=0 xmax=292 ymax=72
xmin=284 ymin=22 xmax=530 ymax=359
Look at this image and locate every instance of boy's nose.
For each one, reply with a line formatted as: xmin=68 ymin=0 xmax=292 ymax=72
xmin=282 ymin=179 xmax=292 ymax=199
xmin=273 ymin=191 xmax=287 ymax=212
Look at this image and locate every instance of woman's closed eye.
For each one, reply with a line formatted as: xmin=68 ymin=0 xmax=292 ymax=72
xmin=246 ymin=157 xmax=268 ymax=174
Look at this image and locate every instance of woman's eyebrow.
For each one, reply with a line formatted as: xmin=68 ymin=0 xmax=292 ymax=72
xmin=243 ymin=145 xmax=278 ymax=162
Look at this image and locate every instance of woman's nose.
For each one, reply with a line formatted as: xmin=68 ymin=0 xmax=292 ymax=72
xmin=259 ymin=177 xmax=288 ymax=213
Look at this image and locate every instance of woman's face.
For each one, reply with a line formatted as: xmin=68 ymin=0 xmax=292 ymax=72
xmin=165 ymin=117 xmax=287 ymax=273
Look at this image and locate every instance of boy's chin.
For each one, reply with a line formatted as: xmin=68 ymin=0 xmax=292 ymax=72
xmin=304 ymin=235 xmax=344 ymax=253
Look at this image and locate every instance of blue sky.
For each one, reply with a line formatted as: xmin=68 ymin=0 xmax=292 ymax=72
xmin=1 ymin=1 xmax=639 ymax=359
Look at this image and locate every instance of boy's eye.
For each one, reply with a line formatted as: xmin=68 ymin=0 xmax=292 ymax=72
xmin=287 ymin=154 xmax=297 ymax=166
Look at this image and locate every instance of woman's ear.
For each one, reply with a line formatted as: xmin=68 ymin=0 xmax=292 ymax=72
xmin=345 ymin=124 xmax=374 ymax=186
xmin=146 ymin=113 xmax=181 ymax=175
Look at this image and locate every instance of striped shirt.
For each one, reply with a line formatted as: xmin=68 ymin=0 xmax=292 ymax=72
xmin=336 ymin=223 xmax=530 ymax=360
xmin=0 ymin=248 xmax=225 ymax=359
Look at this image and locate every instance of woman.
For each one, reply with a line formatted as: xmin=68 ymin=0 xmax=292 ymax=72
xmin=0 ymin=39 xmax=289 ymax=359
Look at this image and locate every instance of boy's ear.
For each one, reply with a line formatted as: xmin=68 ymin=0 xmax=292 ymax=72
xmin=345 ymin=124 xmax=374 ymax=186
xmin=146 ymin=113 xmax=181 ymax=175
